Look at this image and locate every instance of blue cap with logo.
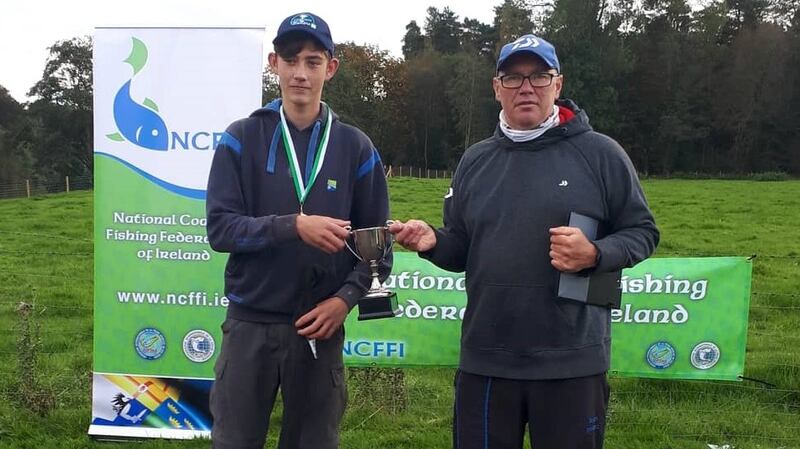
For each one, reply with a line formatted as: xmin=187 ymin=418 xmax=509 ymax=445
xmin=496 ymin=34 xmax=560 ymax=72
xmin=273 ymin=12 xmax=334 ymax=55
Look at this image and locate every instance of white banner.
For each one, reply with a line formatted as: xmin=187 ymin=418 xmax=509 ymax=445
xmin=91 ymin=27 xmax=263 ymax=440
xmin=93 ymin=27 xmax=263 ymax=197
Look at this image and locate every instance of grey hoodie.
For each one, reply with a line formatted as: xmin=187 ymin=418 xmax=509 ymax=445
xmin=422 ymin=99 xmax=659 ymax=380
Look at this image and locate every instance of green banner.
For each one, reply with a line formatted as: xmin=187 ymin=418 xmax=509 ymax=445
xmin=610 ymin=257 xmax=751 ymax=380
xmin=94 ymin=155 xmax=228 ymax=379
xmin=94 ymin=158 xmax=750 ymax=382
xmin=343 ymin=254 xmax=752 ymax=381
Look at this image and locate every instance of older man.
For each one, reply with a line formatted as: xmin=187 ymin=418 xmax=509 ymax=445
xmin=390 ymin=35 xmax=659 ymax=449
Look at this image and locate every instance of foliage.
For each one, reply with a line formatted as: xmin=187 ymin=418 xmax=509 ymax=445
xmin=2 ymin=1 xmax=799 ymax=185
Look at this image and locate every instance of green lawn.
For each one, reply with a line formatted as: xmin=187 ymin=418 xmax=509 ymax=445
xmin=0 ymin=179 xmax=799 ymax=448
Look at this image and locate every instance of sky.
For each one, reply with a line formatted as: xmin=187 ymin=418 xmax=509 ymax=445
xmin=0 ymin=0 xmax=499 ymax=103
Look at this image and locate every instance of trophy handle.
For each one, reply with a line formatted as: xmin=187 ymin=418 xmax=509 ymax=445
xmin=384 ymin=220 xmax=396 ymax=259
xmin=343 ymin=225 xmax=363 ymax=261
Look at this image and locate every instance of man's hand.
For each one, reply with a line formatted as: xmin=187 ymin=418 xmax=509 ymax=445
xmin=549 ymin=226 xmax=598 ymax=273
xmin=295 ymin=297 xmax=349 ymax=340
xmin=296 ymin=215 xmax=350 ymax=254
xmin=388 ymin=220 xmax=437 ymax=252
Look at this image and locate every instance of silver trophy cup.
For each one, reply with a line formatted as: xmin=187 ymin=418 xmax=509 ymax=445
xmin=344 ymin=220 xmax=399 ymax=320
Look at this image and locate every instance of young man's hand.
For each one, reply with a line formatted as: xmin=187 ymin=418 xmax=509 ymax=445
xmin=548 ymin=226 xmax=599 ymax=272
xmin=295 ymin=297 xmax=349 ymax=340
xmin=296 ymin=214 xmax=350 ymax=254
xmin=388 ymin=220 xmax=437 ymax=252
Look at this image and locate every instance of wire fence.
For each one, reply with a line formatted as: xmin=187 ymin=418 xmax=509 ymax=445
xmin=0 ymin=168 xmax=442 ymax=198
xmin=0 ymin=175 xmax=93 ymax=200
xmin=385 ymin=165 xmax=453 ymax=179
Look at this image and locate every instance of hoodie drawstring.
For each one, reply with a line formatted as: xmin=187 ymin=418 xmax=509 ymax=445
xmin=266 ymin=125 xmax=281 ymax=174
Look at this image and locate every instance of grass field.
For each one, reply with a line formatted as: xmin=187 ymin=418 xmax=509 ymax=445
xmin=0 ymin=179 xmax=799 ymax=449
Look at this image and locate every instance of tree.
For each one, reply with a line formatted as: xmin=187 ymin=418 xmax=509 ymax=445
xmin=27 ymin=36 xmax=93 ymax=178
xmin=0 ymin=85 xmax=22 ymax=128
xmin=445 ymin=52 xmax=498 ymax=152
xmin=425 ymin=7 xmax=462 ymax=54
xmin=461 ymin=18 xmax=496 ymax=59
xmin=324 ymin=43 xmax=413 ymax=166
xmin=493 ymin=0 xmax=535 ymax=52
xmin=325 ymin=43 xmax=390 ymax=131
xmin=0 ymin=85 xmax=32 ymax=185
xmin=545 ymin=0 xmax=629 ymax=133
xmin=712 ymin=23 xmax=796 ymax=172
xmin=402 ymin=21 xmax=426 ymax=59
xmin=262 ymin=69 xmax=280 ymax=106
xmin=718 ymin=0 xmax=771 ymax=42
xmin=28 ymin=37 xmax=92 ymax=112
xmin=405 ymin=50 xmax=452 ymax=168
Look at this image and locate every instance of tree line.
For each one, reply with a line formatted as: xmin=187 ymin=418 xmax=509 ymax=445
xmin=1 ymin=0 xmax=798 ymax=187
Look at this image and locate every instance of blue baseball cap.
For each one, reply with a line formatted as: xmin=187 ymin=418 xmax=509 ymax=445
xmin=496 ymin=34 xmax=560 ymax=72
xmin=273 ymin=12 xmax=334 ymax=56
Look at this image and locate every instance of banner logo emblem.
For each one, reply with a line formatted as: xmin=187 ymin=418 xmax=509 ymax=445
xmin=182 ymin=329 xmax=216 ymax=363
xmin=134 ymin=328 xmax=167 ymax=360
xmin=690 ymin=341 xmax=720 ymax=370
xmin=646 ymin=341 xmax=676 ymax=369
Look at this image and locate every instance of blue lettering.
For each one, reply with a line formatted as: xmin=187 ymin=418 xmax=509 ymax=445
xmin=354 ymin=341 xmax=372 ymax=357
xmin=343 ymin=340 xmax=406 ymax=358
xmin=213 ymin=132 xmax=224 ymax=149
xmin=171 ymin=131 xmax=190 ymax=150
xmin=192 ymin=132 xmax=211 ymax=150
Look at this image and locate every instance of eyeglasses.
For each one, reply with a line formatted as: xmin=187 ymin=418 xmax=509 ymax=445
xmin=498 ymin=72 xmax=559 ymax=89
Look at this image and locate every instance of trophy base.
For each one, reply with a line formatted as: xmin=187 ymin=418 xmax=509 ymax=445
xmin=357 ymin=292 xmax=399 ymax=321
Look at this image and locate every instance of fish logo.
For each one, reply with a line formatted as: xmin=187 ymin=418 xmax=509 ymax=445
xmin=106 ymin=37 xmax=169 ymax=151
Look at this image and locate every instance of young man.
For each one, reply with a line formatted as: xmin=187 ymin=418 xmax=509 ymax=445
xmin=390 ymin=35 xmax=659 ymax=449
xmin=206 ymin=12 xmax=390 ymax=449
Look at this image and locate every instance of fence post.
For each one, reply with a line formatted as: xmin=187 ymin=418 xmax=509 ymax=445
xmin=26 ymin=180 xmax=30 ymax=198
xmin=66 ymin=176 xmax=70 ymax=193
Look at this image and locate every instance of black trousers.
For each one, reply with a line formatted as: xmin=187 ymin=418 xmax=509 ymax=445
xmin=210 ymin=318 xmax=346 ymax=449
xmin=453 ymin=370 xmax=609 ymax=449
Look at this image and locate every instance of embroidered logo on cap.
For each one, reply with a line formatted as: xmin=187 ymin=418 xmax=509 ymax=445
xmin=290 ymin=14 xmax=317 ymax=29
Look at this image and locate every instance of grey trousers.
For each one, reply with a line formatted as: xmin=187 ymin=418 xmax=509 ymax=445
xmin=210 ymin=318 xmax=346 ymax=449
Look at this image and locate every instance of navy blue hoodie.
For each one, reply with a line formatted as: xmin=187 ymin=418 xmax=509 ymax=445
xmin=422 ymin=99 xmax=659 ymax=380
xmin=206 ymin=99 xmax=391 ymax=323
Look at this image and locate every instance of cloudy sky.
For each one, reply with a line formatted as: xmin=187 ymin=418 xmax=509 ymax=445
xmin=0 ymin=0 xmax=499 ymax=102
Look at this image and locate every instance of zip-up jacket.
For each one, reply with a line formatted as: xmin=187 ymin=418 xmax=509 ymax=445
xmin=206 ymin=99 xmax=391 ymax=323
xmin=422 ymin=99 xmax=659 ymax=380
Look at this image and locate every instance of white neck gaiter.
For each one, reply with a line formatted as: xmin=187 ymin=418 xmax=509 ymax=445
xmin=499 ymin=105 xmax=560 ymax=143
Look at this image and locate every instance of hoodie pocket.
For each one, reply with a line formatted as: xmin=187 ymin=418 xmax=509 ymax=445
xmin=462 ymin=283 xmax=575 ymax=354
